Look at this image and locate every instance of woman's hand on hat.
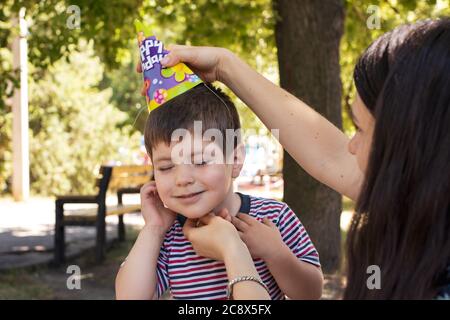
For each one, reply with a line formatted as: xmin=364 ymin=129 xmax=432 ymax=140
xmin=136 ymin=45 xmax=234 ymax=86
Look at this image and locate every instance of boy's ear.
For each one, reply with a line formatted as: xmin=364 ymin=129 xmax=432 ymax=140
xmin=231 ymin=143 xmax=245 ymax=178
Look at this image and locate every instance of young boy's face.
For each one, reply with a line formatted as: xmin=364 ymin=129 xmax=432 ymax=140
xmin=151 ymin=134 xmax=244 ymax=219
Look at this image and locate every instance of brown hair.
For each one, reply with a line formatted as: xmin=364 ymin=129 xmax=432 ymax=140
xmin=144 ymin=84 xmax=241 ymax=158
xmin=346 ymin=19 xmax=450 ymax=299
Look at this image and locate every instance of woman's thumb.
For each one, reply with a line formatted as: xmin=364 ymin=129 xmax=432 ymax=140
xmin=182 ymin=218 xmax=196 ymax=239
xmin=199 ymin=212 xmax=215 ymax=225
xmin=218 ymin=208 xmax=231 ymax=222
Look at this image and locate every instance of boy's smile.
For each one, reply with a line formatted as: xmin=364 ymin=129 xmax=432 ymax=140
xmin=172 ymin=190 xmax=205 ymax=204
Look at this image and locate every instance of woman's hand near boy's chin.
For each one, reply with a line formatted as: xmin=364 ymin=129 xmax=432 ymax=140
xmin=183 ymin=211 xmax=244 ymax=262
xmin=140 ymin=181 xmax=176 ymax=234
xmin=229 ymin=213 xmax=284 ymax=262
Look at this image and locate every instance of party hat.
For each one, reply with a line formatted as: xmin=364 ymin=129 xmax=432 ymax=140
xmin=135 ymin=20 xmax=203 ymax=112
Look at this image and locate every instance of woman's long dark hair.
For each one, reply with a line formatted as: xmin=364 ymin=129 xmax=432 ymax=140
xmin=345 ymin=19 xmax=450 ymax=299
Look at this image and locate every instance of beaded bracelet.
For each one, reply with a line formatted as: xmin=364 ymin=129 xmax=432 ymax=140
xmin=226 ymin=276 xmax=269 ymax=300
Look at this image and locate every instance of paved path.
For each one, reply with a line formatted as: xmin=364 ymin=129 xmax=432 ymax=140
xmin=0 ymin=195 xmax=144 ymax=270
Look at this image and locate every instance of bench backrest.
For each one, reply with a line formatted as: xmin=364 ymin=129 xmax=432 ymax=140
xmin=95 ymin=165 xmax=153 ymax=202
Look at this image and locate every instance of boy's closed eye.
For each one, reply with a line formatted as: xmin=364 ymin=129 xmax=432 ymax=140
xmin=156 ymin=159 xmax=210 ymax=171
xmin=158 ymin=165 xmax=174 ymax=172
xmin=155 ymin=160 xmax=174 ymax=171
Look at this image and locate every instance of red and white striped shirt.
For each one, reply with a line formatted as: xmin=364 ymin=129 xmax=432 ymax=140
xmin=156 ymin=194 xmax=321 ymax=300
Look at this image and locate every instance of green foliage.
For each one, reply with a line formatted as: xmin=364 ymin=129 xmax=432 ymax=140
xmin=99 ymin=41 xmax=147 ymax=133
xmin=0 ymin=0 xmax=143 ymax=111
xmin=27 ymin=42 xmax=140 ymax=196
xmin=341 ymin=0 xmax=450 ymax=134
xmin=140 ymin=0 xmax=275 ymax=64
xmin=1 ymin=0 xmax=144 ymax=195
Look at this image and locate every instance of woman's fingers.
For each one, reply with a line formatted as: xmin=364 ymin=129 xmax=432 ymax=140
xmin=161 ymin=47 xmax=198 ymax=68
xmin=182 ymin=218 xmax=196 ymax=239
xmin=166 ymin=44 xmax=190 ymax=52
xmin=231 ymin=215 xmax=250 ymax=232
xmin=236 ymin=213 xmax=257 ymax=225
xmin=262 ymin=217 xmax=277 ymax=229
xmin=136 ymin=60 xmax=142 ymax=73
xmin=217 ymin=208 xmax=231 ymax=222
xmin=199 ymin=213 xmax=215 ymax=225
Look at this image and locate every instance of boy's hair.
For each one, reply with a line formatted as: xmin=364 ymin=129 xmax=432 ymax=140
xmin=144 ymin=84 xmax=241 ymax=158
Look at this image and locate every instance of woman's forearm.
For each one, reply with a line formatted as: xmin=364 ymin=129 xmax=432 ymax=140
xmin=224 ymin=242 xmax=271 ymax=300
xmin=220 ymin=52 xmax=362 ymax=200
xmin=115 ymin=225 xmax=165 ymax=300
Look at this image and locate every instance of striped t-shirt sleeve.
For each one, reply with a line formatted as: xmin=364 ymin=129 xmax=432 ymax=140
xmin=155 ymin=239 xmax=170 ymax=298
xmin=277 ymin=204 xmax=321 ymax=267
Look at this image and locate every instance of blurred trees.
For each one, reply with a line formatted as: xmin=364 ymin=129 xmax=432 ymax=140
xmin=0 ymin=0 xmax=143 ymax=194
xmin=28 ymin=42 xmax=140 ymax=195
xmin=341 ymin=0 xmax=450 ymax=134
xmin=0 ymin=0 xmax=143 ymax=110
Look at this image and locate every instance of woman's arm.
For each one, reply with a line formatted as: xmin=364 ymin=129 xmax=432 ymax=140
xmin=162 ymin=47 xmax=364 ymax=200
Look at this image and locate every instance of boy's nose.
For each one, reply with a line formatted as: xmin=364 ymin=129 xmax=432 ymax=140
xmin=175 ymin=166 xmax=195 ymax=187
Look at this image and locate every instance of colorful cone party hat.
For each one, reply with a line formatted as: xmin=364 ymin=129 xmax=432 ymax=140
xmin=135 ymin=20 xmax=203 ymax=112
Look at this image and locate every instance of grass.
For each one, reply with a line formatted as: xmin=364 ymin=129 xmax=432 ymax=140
xmin=0 ymin=267 xmax=55 ymax=299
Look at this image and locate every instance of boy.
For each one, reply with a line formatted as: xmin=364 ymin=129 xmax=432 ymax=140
xmin=115 ymin=84 xmax=323 ymax=300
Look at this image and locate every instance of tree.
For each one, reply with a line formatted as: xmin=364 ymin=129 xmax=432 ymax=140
xmin=28 ymin=42 xmax=141 ymax=196
xmin=0 ymin=0 xmax=143 ymax=110
xmin=0 ymin=0 xmax=144 ymax=193
xmin=273 ymin=0 xmax=345 ymax=273
xmin=341 ymin=0 xmax=450 ymax=135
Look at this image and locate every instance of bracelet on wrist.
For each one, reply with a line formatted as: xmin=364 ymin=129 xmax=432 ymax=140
xmin=226 ymin=275 xmax=269 ymax=300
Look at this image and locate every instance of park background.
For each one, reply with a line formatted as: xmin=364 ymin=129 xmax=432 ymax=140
xmin=0 ymin=0 xmax=449 ymax=299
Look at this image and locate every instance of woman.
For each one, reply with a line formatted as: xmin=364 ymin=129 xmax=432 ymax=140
xmin=145 ymin=19 xmax=450 ymax=299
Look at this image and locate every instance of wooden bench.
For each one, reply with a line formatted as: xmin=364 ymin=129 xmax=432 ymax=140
xmin=54 ymin=164 xmax=153 ymax=265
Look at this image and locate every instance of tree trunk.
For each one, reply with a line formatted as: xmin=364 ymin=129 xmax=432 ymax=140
xmin=273 ymin=0 xmax=345 ymax=273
